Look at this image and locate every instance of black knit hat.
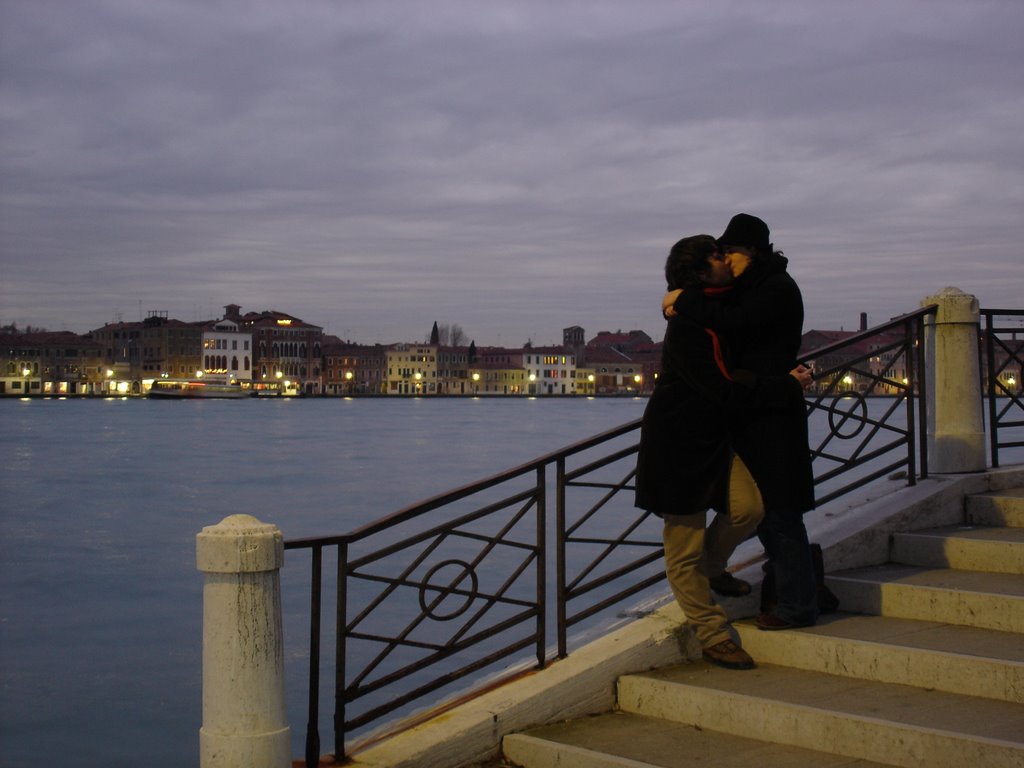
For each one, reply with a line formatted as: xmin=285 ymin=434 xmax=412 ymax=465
xmin=718 ymin=213 xmax=771 ymax=255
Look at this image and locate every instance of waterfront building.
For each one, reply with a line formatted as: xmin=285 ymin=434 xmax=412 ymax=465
xmin=583 ymin=345 xmax=646 ymax=395
xmin=522 ymin=345 xmax=576 ymax=395
xmin=322 ymin=336 xmax=359 ymax=396
xmin=198 ymin=310 xmax=253 ymax=383
xmin=583 ymin=329 xmax=658 ymax=395
xmin=468 ymin=346 xmax=528 ymax=395
xmin=322 ymin=338 xmax=388 ymax=395
xmin=800 ymin=328 xmax=909 ymax=395
xmin=90 ymin=313 xmax=203 ymax=394
xmin=574 ymin=366 xmax=597 ymax=395
xmin=386 ymin=343 xmax=438 ymax=395
xmin=467 ymin=358 xmax=529 ymax=395
xmin=563 ymin=325 xmax=586 ymax=367
xmin=477 ymin=346 xmax=525 ymax=369
xmin=586 ymin=329 xmax=655 ymax=357
xmin=625 ymin=339 xmax=661 ymax=395
xmin=0 ymin=331 xmax=105 ymax=396
xmin=351 ymin=344 xmax=388 ymax=394
xmin=437 ymin=345 xmax=471 ymax=395
xmin=236 ymin=307 xmax=323 ymax=395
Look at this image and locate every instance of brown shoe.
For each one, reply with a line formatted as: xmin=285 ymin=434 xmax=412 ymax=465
xmin=702 ymin=639 xmax=755 ymax=670
xmin=709 ymin=572 xmax=752 ymax=597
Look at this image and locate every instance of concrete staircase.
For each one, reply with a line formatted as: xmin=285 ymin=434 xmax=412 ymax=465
xmin=501 ymin=488 xmax=1024 ymax=768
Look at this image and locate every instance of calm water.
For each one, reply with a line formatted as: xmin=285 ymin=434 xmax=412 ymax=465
xmin=2 ymin=395 xmax=1019 ymax=768
xmin=0 ymin=397 xmax=647 ymax=768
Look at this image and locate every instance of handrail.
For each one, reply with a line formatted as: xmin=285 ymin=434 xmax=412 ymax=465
xmin=285 ymin=305 xmax=941 ymax=764
xmin=981 ymin=308 xmax=1024 ymax=467
xmin=286 ymin=419 xmax=642 ymax=549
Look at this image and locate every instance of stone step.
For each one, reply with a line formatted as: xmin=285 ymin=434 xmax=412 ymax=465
xmin=825 ymin=563 xmax=1024 ymax=632
xmin=965 ymin=488 xmax=1024 ymax=527
xmin=503 ymin=710 xmax=893 ymax=767
xmin=735 ymin=613 xmax=1024 ymax=703
xmin=616 ymin=662 xmax=1024 ymax=768
xmin=890 ymin=524 xmax=1024 ymax=573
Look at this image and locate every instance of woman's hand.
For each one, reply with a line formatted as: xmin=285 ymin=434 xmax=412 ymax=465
xmin=662 ymin=289 xmax=683 ymax=317
xmin=789 ymin=365 xmax=814 ymax=389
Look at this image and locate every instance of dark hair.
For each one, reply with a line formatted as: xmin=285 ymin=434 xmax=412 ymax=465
xmin=665 ymin=234 xmax=718 ymax=290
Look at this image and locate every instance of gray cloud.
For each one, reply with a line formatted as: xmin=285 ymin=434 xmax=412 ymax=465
xmin=2 ymin=0 xmax=1022 ymax=344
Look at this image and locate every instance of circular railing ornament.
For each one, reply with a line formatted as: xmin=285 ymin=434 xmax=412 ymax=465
xmin=419 ymin=559 xmax=478 ymax=621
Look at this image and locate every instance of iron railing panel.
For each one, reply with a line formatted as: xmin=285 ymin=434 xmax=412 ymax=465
xmin=798 ymin=308 xmax=932 ymax=505
xmin=982 ymin=309 xmax=1024 ymax=467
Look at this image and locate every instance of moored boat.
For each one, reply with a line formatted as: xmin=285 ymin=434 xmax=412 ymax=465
xmin=148 ymin=379 xmax=251 ymax=399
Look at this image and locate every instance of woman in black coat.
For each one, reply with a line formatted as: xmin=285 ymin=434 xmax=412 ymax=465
xmin=666 ymin=213 xmax=818 ymax=630
xmin=635 ymin=234 xmax=809 ymax=668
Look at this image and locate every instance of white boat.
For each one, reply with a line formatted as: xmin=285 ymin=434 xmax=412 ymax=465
xmin=148 ymin=379 xmax=251 ymax=399
xmin=251 ymin=380 xmax=300 ymax=397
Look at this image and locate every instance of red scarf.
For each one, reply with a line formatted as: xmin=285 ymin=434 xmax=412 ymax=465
xmin=701 ymin=286 xmax=733 ymax=381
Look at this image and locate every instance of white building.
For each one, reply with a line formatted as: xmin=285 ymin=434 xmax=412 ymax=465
xmin=522 ymin=346 xmax=576 ymax=395
xmin=200 ymin=317 xmax=253 ymax=382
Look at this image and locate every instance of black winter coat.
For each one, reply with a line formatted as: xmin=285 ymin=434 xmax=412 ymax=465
xmin=634 ymin=294 xmax=803 ymax=516
xmin=672 ymin=253 xmax=815 ymax=512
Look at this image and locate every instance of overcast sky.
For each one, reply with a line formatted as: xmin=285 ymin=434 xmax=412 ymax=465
xmin=2 ymin=0 xmax=1022 ymax=346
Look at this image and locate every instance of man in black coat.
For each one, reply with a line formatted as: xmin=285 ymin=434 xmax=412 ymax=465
xmin=636 ymin=234 xmax=811 ymax=669
xmin=665 ymin=214 xmax=819 ymax=630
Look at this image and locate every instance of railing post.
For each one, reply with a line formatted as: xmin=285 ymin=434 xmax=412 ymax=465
xmin=197 ymin=515 xmax=290 ymax=768
xmin=921 ymin=287 xmax=986 ymax=473
xmin=555 ymin=457 xmax=568 ymax=659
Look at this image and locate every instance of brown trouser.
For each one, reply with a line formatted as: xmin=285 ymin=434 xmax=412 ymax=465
xmin=662 ymin=455 xmax=763 ymax=648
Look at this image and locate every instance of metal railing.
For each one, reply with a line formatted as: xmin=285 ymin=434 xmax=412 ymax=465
xmin=284 ymin=420 xmax=648 ymax=765
xmin=982 ymin=309 xmax=1024 ymax=467
xmin=799 ymin=308 xmax=932 ymax=503
xmin=284 ymin=306 xmax=938 ymax=764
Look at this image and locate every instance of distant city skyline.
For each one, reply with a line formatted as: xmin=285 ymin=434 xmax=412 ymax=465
xmin=0 ymin=299 xmax=883 ymax=351
xmin=3 ymin=2 xmax=1022 ymax=343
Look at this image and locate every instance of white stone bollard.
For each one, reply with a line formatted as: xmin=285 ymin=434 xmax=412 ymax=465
xmin=197 ymin=515 xmax=290 ymax=768
xmin=921 ymin=287 xmax=987 ymax=473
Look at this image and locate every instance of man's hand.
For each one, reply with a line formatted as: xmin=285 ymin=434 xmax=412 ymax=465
xmin=662 ymin=289 xmax=683 ymax=317
xmin=789 ymin=365 xmax=814 ymax=389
